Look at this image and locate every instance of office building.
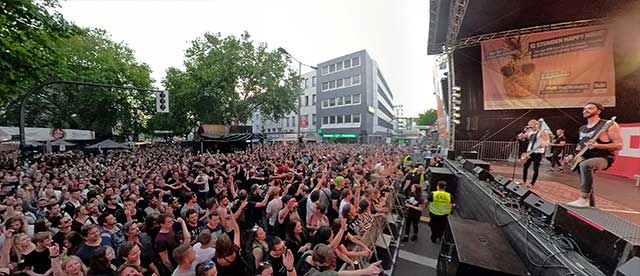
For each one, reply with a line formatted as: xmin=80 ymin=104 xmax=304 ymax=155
xmin=316 ymin=50 xmax=394 ymax=143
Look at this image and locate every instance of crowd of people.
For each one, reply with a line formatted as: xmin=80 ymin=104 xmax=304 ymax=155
xmin=0 ymin=143 xmax=410 ymax=276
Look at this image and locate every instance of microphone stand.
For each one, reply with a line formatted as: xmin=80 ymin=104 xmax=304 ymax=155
xmin=512 ymin=128 xmax=529 ymax=180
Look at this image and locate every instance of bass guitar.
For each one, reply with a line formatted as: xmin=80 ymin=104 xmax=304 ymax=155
xmin=569 ymin=116 xmax=617 ymax=171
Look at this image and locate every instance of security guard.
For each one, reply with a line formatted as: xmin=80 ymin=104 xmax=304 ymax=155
xmin=427 ymin=181 xmax=455 ymax=243
xmin=402 ymin=154 xmax=412 ymax=169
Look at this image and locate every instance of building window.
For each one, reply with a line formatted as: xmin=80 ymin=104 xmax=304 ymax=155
xmin=345 ymin=95 xmax=352 ymax=105
xmin=353 ymin=114 xmax=361 ymax=123
xmin=337 ymin=115 xmax=344 ymax=124
xmin=286 ymin=118 xmax=289 ymax=127
xmin=322 ymin=66 xmax=328 ymax=75
xmin=329 ymin=80 xmax=336 ymax=89
xmin=344 ymin=77 xmax=351 ymax=86
xmin=304 ymin=78 xmax=308 ymax=89
xmin=345 ymin=114 xmax=352 ymax=123
xmin=292 ymin=116 xmax=295 ymax=127
xmin=312 ymin=76 xmax=316 ymax=87
xmin=329 ymin=98 xmax=336 ymax=107
xmin=330 ymin=116 xmax=336 ymax=124
xmin=344 ymin=59 xmax=351 ymax=68
xmin=329 ymin=64 xmax=336 ymax=73
xmin=312 ymin=114 xmax=316 ymax=125
xmin=352 ymin=75 xmax=361 ymax=85
xmin=305 ymin=96 xmax=309 ymax=106
xmin=322 ymin=82 xmax=329 ymax=91
xmin=336 ymin=61 xmax=343 ymax=71
xmin=278 ymin=128 xmax=282 ymax=132
xmin=336 ymin=78 xmax=343 ymax=88
xmin=352 ymin=56 xmax=360 ymax=66
xmin=337 ymin=97 xmax=343 ymax=105
xmin=312 ymin=95 xmax=316 ymax=105
xmin=352 ymin=94 xmax=361 ymax=104
xmin=322 ymin=116 xmax=328 ymax=124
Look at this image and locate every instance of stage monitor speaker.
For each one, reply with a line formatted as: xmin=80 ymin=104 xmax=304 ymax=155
xmin=427 ymin=167 xmax=457 ymax=194
xmin=447 ymin=150 xmax=457 ymax=160
xmin=461 ymin=150 xmax=479 ymax=159
xmin=553 ymin=205 xmax=640 ymax=275
xmin=473 ymin=166 xmax=494 ymax=181
xmin=455 ymin=155 xmax=464 ymax=162
xmin=505 ymin=182 xmax=531 ymax=201
xmin=463 ymin=159 xmax=491 ymax=172
xmin=494 ymin=175 xmax=511 ymax=187
xmin=616 ymin=257 xmax=640 ymax=276
xmin=522 ymin=193 xmax=556 ymax=222
xmin=437 ymin=217 xmax=528 ymax=276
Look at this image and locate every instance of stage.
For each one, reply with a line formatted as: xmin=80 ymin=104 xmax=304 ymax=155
xmin=488 ymin=160 xmax=640 ymax=225
xmin=442 ymin=158 xmax=640 ymax=276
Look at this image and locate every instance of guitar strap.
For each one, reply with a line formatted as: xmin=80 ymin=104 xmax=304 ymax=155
xmin=578 ymin=119 xmax=607 ymax=152
xmin=529 ymin=131 xmax=539 ymax=152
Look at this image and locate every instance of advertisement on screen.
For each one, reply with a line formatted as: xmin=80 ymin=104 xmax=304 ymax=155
xmin=481 ymin=26 xmax=615 ymax=110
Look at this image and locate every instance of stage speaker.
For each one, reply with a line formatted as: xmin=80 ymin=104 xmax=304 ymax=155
xmin=447 ymin=150 xmax=456 ymax=160
xmin=553 ymin=205 xmax=640 ymax=275
xmin=473 ymin=166 xmax=494 ymax=181
xmin=437 ymin=217 xmax=528 ymax=276
xmin=494 ymin=175 xmax=511 ymax=186
xmin=616 ymin=257 xmax=640 ymax=276
xmin=463 ymin=159 xmax=491 ymax=172
xmin=455 ymin=155 xmax=464 ymax=162
xmin=522 ymin=193 xmax=556 ymax=223
xmin=427 ymin=167 xmax=457 ymax=194
xmin=505 ymin=182 xmax=531 ymax=201
xmin=461 ymin=150 xmax=479 ymax=159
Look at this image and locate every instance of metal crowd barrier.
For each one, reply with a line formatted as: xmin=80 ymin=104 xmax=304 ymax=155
xmin=338 ymin=176 xmax=405 ymax=275
xmin=453 ymin=140 xmax=577 ymax=161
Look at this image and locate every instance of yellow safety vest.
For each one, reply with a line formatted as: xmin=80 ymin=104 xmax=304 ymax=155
xmin=403 ymin=155 xmax=412 ymax=167
xmin=429 ymin=191 xmax=452 ymax=216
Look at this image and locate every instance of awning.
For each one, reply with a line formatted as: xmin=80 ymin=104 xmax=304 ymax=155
xmin=199 ymin=133 xmax=262 ymax=143
xmin=85 ymin=139 xmax=130 ymax=149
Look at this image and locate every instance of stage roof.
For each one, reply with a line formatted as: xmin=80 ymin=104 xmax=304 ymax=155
xmin=427 ymin=0 xmax=635 ymax=54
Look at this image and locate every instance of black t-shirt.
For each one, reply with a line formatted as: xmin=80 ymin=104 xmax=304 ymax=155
xmin=24 ymin=249 xmax=51 ymax=274
xmin=552 ymin=136 xmax=566 ymax=153
xmin=233 ymin=201 xmax=257 ymax=230
xmin=116 ymin=208 xmax=146 ymax=224
xmin=154 ymin=230 xmax=178 ymax=269
xmin=268 ymin=254 xmax=286 ymax=276
xmin=186 ymin=221 xmax=205 ymax=242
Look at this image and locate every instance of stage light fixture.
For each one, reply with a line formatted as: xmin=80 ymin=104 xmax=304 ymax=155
xmin=453 ymin=119 xmax=461 ymax=124
xmin=452 ymin=86 xmax=461 ymax=91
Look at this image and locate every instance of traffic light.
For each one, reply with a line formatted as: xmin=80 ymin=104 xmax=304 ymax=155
xmin=155 ymin=91 xmax=169 ymax=113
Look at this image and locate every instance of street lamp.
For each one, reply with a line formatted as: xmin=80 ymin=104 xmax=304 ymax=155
xmin=277 ymin=47 xmax=317 ymax=142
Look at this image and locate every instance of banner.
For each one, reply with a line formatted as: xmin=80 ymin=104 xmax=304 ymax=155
xmin=481 ymin=26 xmax=615 ymax=110
xmin=601 ymin=123 xmax=640 ymax=179
xmin=436 ymin=96 xmax=448 ymax=142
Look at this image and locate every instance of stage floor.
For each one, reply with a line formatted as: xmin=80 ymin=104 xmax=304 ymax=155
xmin=489 ymin=160 xmax=640 ymax=225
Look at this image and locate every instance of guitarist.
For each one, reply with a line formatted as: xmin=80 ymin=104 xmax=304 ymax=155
xmin=567 ymin=102 xmax=622 ymax=208
xmin=517 ymin=119 xmax=549 ymax=188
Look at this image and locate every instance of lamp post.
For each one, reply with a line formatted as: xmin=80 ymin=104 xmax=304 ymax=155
xmin=277 ymin=47 xmax=317 ymax=142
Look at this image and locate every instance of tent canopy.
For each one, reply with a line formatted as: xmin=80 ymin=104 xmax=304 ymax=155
xmin=85 ymin=139 xmax=129 ymax=149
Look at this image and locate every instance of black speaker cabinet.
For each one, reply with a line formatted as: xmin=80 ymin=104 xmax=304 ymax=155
xmin=473 ymin=166 xmax=494 ymax=181
xmin=494 ymin=175 xmax=511 ymax=186
xmin=437 ymin=217 xmax=528 ymax=276
xmin=461 ymin=150 xmax=479 ymax=159
xmin=616 ymin=257 xmax=640 ymax=276
xmin=447 ymin=150 xmax=457 ymax=160
xmin=522 ymin=193 xmax=556 ymax=223
xmin=553 ymin=206 xmax=640 ymax=275
xmin=505 ymin=182 xmax=531 ymax=201
xmin=463 ymin=159 xmax=491 ymax=172
xmin=427 ymin=167 xmax=457 ymax=194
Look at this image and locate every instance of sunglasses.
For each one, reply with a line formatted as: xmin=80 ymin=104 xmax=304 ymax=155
xmin=203 ymin=259 xmax=216 ymax=270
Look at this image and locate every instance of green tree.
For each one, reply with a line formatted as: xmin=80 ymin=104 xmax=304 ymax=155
xmin=2 ymin=28 xmax=154 ymax=137
xmin=0 ymin=0 xmax=76 ymax=109
xmin=156 ymin=31 xmax=300 ymax=130
xmin=416 ymin=108 xmax=437 ymax=125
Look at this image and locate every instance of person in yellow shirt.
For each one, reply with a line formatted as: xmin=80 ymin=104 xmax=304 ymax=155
xmin=427 ymin=181 xmax=455 ymax=243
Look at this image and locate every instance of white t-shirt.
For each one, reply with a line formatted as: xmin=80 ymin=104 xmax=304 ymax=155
xmin=306 ymin=198 xmax=316 ymax=224
xmin=266 ymin=197 xmax=283 ymax=226
xmin=195 ymin=174 xmax=210 ymax=193
xmin=193 ymin=243 xmax=216 ymax=264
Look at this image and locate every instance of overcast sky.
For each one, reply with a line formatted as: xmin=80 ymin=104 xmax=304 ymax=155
xmin=57 ymin=0 xmax=436 ymax=117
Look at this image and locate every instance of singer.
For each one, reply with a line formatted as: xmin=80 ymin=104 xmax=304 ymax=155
xmin=517 ymin=119 xmax=549 ymax=188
